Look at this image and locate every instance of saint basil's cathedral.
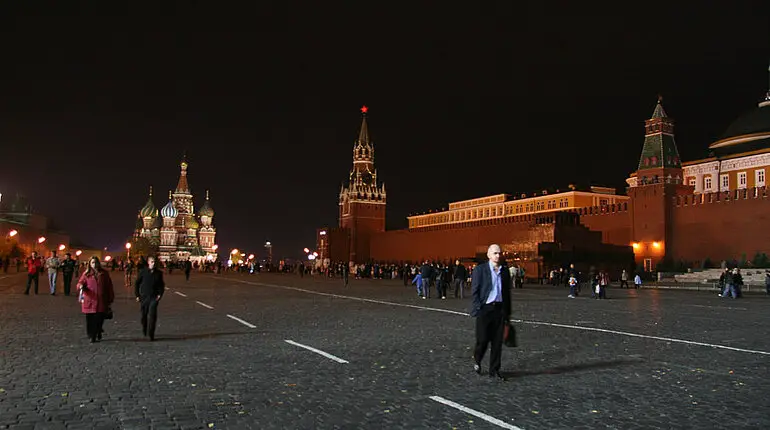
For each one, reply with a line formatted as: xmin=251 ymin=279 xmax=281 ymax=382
xmin=133 ymin=155 xmax=217 ymax=263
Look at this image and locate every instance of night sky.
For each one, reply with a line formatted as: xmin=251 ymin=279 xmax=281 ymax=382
xmin=0 ymin=3 xmax=769 ymax=259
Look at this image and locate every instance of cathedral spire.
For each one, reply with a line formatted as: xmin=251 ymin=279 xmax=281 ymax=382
xmin=175 ymin=152 xmax=190 ymax=194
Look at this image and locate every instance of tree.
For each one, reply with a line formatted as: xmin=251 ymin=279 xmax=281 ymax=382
xmin=131 ymin=237 xmax=157 ymax=258
xmin=752 ymin=252 xmax=770 ymax=268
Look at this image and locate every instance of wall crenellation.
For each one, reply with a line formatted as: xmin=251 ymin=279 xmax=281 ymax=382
xmin=673 ymin=187 xmax=768 ymax=207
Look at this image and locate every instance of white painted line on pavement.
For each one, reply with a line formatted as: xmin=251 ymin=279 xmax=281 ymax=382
xmin=196 ymin=301 xmax=214 ymax=309
xmin=227 ymin=278 xmax=770 ymax=356
xmin=516 ymin=320 xmax=770 ymax=356
xmin=228 ymin=278 xmax=467 ymax=316
xmin=284 ymin=340 xmax=349 ymax=364
xmin=226 ymin=314 xmax=256 ymax=328
xmin=429 ymin=396 xmax=523 ymax=430
xmin=686 ymin=304 xmax=747 ymax=311
xmin=174 ymin=291 xmax=187 ymax=297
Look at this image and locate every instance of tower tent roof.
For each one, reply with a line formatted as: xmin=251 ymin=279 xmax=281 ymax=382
xmin=175 ymin=152 xmax=190 ymax=194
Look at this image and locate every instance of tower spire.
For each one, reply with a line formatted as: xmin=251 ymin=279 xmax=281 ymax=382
xmin=175 ymin=152 xmax=190 ymax=194
xmin=357 ymin=105 xmax=370 ymax=146
xmin=637 ymin=96 xmax=682 ymax=172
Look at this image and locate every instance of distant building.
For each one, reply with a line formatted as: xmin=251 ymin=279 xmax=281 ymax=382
xmin=0 ymin=193 xmax=71 ymax=257
xmin=133 ymin=155 xmax=217 ymax=263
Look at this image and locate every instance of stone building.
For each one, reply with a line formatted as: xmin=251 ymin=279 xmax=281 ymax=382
xmin=133 ymin=155 xmax=217 ymax=263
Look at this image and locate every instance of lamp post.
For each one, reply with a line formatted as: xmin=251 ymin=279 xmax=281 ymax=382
xmin=36 ymin=236 xmax=46 ymax=253
xmin=125 ymin=242 xmax=132 ymax=259
xmin=265 ymin=241 xmax=272 ymax=265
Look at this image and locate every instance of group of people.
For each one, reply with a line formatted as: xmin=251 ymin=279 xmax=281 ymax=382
xmin=19 ymin=249 xmax=167 ymax=343
xmin=76 ymin=255 xmax=166 ymax=343
xmin=22 ymin=250 xmax=80 ymax=296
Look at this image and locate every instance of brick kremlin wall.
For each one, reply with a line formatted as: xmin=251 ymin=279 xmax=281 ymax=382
xmin=370 ymin=214 xmax=556 ymax=263
xmin=669 ymin=187 xmax=770 ymax=264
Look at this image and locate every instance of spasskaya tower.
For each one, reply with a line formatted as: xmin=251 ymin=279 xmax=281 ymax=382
xmin=338 ymin=106 xmax=386 ymax=262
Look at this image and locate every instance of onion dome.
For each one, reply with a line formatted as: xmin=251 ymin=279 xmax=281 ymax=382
xmin=186 ymin=216 xmax=200 ymax=229
xmin=140 ymin=186 xmax=157 ymax=218
xmin=160 ymin=191 xmax=178 ymax=218
xmin=199 ymin=190 xmax=214 ymax=217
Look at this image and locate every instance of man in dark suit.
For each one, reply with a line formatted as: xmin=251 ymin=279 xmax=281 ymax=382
xmin=470 ymin=244 xmax=512 ymax=380
xmin=134 ymin=256 xmax=165 ymax=341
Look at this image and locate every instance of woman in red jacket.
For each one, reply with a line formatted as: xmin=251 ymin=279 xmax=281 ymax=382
xmin=77 ymin=256 xmax=115 ymax=343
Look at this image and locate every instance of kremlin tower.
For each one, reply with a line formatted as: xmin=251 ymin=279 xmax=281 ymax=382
xmin=337 ymin=106 xmax=386 ymax=262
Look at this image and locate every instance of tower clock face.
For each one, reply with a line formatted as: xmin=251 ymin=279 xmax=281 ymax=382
xmin=362 ymin=172 xmax=373 ymax=185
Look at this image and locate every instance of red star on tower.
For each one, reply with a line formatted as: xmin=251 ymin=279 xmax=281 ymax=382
xmin=360 ymin=105 xmax=368 ymax=114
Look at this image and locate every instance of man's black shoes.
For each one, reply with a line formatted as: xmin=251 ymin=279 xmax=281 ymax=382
xmin=489 ymin=372 xmax=505 ymax=381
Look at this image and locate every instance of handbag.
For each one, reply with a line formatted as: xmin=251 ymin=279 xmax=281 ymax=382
xmin=503 ymin=322 xmax=517 ymax=347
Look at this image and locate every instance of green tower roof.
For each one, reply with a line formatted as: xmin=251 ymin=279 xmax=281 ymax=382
xmin=637 ymin=98 xmax=682 ymax=171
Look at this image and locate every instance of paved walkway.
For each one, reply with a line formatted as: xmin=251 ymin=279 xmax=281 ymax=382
xmin=1 ymin=272 xmax=769 ymax=429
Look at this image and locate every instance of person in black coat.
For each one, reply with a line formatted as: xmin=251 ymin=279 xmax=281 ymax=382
xmin=470 ymin=244 xmax=512 ymax=380
xmin=134 ymin=256 xmax=165 ymax=341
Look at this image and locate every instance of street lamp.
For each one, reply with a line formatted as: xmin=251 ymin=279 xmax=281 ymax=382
xmin=75 ymin=250 xmax=82 ymax=257
xmin=231 ymin=249 xmax=239 ymax=255
xmin=8 ymin=230 xmax=17 ymax=238
xmin=248 ymin=254 xmax=255 ymax=260
xmin=312 ymin=251 xmax=318 ymax=257
xmin=264 ymin=241 xmax=272 ymax=265
xmin=58 ymin=244 xmax=66 ymax=251
xmin=38 ymin=237 xmax=46 ymax=244
xmin=125 ymin=242 xmax=132 ymax=259
xmin=104 ymin=255 xmax=112 ymax=262
xmin=303 ymin=248 xmax=310 ymax=253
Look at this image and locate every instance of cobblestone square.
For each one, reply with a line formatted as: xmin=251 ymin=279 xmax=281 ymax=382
xmin=1 ymin=271 xmax=769 ymax=429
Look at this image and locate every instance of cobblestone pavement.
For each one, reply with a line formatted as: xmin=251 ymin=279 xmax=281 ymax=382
xmin=2 ymin=271 xmax=770 ymax=429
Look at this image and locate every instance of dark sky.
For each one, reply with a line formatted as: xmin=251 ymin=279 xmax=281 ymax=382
xmin=0 ymin=3 xmax=769 ymax=259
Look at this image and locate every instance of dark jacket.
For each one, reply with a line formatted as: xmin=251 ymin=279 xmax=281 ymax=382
xmin=420 ymin=263 xmax=432 ymax=279
xmin=134 ymin=268 xmax=165 ymax=299
xmin=454 ymin=264 xmax=467 ymax=281
xmin=470 ymin=261 xmax=512 ymax=318
xmin=61 ymin=258 xmax=77 ymax=274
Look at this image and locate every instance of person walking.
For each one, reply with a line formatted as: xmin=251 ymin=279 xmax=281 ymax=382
xmin=342 ymin=263 xmax=350 ymax=287
xmin=470 ymin=244 xmax=512 ymax=380
xmin=24 ymin=251 xmax=42 ymax=295
xmin=77 ymin=257 xmax=115 ymax=343
xmin=124 ymin=257 xmax=135 ymax=287
xmin=45 ymin=250 xmax=61 ymax=295
xmin=620 ymin=269 xmax=629 ymax=288
xmin=60 ymin=252 xmax=77 ymax=296
xmin=134 ymin=256 xmax=165 ymax=341
xmin=453 ymin=260 xmax=467 ymax=299
xmin=183 ymin=259 xmax=192 ymax=281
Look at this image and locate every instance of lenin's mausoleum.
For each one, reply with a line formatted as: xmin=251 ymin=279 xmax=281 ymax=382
xmin=318 ymin=66 xmax=770 ymax=276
